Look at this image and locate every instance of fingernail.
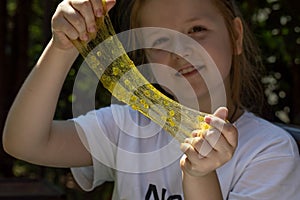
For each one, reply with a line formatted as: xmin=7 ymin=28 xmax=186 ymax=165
xmin=81 ymin=34 xmax=88 ymax=41
xmin=191 ymin=129 xmax=201 ymax=137
xmin=88 ymin=26 xmax=96 ymax=33
xmin=184 ymin=138 xmax=192 ymax=144
xmin=204 ymin=116 xmax=212 ymax=124
xmin=96 ymin=9 xmax=102 ymax=17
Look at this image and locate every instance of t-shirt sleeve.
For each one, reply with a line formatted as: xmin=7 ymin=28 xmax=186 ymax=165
xmin=70 ymin=108 xmax=117 ymax=191
xmin=229 ymin=156 xmax=300 ymax=199
xmin=227 ymin=125 xmax=300 ymax=199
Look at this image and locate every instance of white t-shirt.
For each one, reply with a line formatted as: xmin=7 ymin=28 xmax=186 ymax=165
xmin=71 ymin=104 xmax=300 ymax=199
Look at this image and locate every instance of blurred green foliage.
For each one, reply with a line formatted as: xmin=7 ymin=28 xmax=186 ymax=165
xmin=239 ymin=0 xmax=300 ymax=123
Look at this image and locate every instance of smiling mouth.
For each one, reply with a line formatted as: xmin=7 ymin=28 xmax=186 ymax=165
xmin=175 ymin=65 xmax=205 ymax=77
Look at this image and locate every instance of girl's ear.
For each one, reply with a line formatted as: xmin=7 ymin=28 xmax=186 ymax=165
xmin=233 ymin=17 xmax=243 ymax=55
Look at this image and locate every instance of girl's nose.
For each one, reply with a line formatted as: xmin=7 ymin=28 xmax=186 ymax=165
xmin=171 ymin=42 xmax=191 ymax=59
xmin=171 ymin=38 xmax=192 ymax=60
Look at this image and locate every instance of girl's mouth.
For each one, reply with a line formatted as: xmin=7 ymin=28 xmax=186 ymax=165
xmin=176 ymin=65 xmax=205 ymax=77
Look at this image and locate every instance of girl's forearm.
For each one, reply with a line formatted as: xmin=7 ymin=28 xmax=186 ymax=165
xmin=182 ymin=171 xmax=223 ymax=200
xmin=3 ymin=39 xmax=78 ymax=159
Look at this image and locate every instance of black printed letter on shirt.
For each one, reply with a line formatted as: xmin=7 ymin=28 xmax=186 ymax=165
xmin=145 ymin=184 xmax=182 ymax=200
xmin=145 ymin=184 xmax=159 ymax=200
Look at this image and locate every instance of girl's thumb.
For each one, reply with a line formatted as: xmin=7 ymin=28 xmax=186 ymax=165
xmin=213 ymin=107 xmax=228 ymax=120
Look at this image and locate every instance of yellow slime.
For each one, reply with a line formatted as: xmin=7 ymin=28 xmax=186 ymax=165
xmin=72 ymin=10 xmax=211 ymax=143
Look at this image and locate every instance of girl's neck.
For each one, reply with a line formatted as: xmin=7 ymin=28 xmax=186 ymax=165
xmin=195 ymin=88 xmax=244 ymax=123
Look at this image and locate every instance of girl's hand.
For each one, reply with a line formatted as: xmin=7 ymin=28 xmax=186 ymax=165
xmin=180 ymin=107 xmax=238 ymax=177
xmin=51 ymin=0 xmax=116 ymax=50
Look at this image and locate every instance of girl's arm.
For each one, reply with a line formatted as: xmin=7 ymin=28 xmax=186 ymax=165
xmin=182 ymin=171 xmax=222 ymax=200
xmin=2 ymin=38 xmax=93 ymax=167
xmin=180 ymin=107 xmax=238 ymax=199
xmin=2 ymin=0 xmax=116 ymax=167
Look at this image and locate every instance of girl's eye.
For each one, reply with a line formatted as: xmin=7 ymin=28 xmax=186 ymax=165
xmin=152 ymin=37 xmax=169 ymax=47
xmin=189 ymin=26 xmax=207 ymax=34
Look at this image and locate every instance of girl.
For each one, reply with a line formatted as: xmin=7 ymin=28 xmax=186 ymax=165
xmin=3 ymin=0 xmax=300 ymax=199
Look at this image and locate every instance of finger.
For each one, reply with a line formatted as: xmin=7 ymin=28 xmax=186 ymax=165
xmin=91 ymin=0 xmax=116 ymax=16
xmin=205 ymin=115 xmax=226 ymax=133
xmin=222 ymin=124 xmax=238 ymax=148
xmin=191 ymin=129 xmax=199 ymax=137
xmin=191 ymin=129 xmax=206 ymax=137
xmin=213 ymin=107 xmax=228 ymax=120
xmin=204 ymin=127 xmax=238 ymax=163
xmin=180 ymin=142 xmax=192 ymax=153
xmin=198 ymin=139 xmax=213 ymax=157
xmin=104 ymin=0 xmax=117 ymax=13
xmin=52 ymin=15 xmax=79 ymax=40
xmin=182 ymin=139 xmax=205 ymax=160
xmin=71 ymin=1 xmax=97 ymax=34
xmin=206 ymin=132 xmax=229 ymax=153
xmin=205 ymin=116 xmax=238 ymax=148
xmin=60 ymin=5 xmax=89 ymax=41
xmin=90 ymin=0 xmax=104 ymax=17
xmin=180 ymin=154 xmax=193 ymax=172
xmin=203 ymin=107 xmax=228 ymax=136
xmin=203 ymin=128 xmax=221 ymax=150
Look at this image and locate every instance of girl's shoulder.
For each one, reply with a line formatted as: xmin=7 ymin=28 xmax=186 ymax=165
xmin=235 ymin=111 xmax=289 ymax=137
xmin=234 ymin=111 xmax=299 ymax=157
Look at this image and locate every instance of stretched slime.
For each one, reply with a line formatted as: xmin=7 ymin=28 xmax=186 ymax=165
xmin=71 ymin=7 xmax=211 ymax=143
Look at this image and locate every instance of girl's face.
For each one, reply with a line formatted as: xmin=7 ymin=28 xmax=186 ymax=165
xmin=138 ymin=0 xmax=243 ymax=107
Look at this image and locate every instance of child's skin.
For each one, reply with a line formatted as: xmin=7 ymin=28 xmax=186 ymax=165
xmin=3 ymin=0 xmax=239 ymax=199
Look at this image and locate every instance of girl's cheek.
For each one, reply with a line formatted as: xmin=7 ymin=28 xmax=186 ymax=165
xmin=204 ymin=44 xmax=232 ymax=79
xmin=146 ymin=49 xmax=170 ymax=63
